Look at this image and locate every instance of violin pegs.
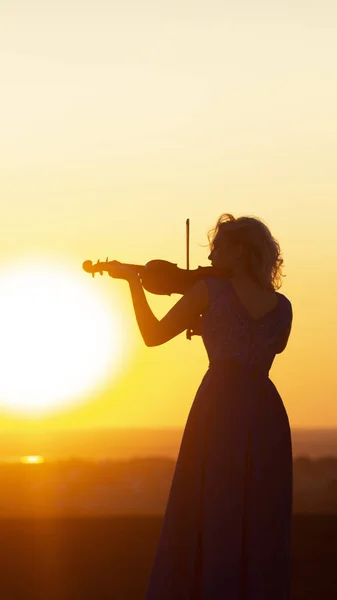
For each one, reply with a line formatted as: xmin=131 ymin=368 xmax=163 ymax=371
xmin=106 ymin=256 xmax=109 ymax=262
xmin=92 ymin=273 xmax=95 ymax=278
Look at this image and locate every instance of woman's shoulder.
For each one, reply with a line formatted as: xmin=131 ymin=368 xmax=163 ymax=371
xmin=275 ymin=291 xmax=293 ymax=323
xmin=199 ymin=276 xmax=231 ymax=310
xmin=200 ymin=275 xmax=229 ymax=293
xmin=276 ymin=290 xmax=292 ymax=308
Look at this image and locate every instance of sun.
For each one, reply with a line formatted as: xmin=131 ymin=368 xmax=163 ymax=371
xmin=0 ymin=257 xmax=127 ymax=417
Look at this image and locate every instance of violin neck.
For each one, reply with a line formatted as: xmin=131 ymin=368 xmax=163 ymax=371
xmin=121 ymin=263 xmax=146 ymax=274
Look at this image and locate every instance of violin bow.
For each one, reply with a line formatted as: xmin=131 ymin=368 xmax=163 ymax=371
xmin=186 ymin=218 xmax=192 ymax=340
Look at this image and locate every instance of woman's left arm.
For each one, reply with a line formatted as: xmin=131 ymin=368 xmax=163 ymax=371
xmin=127 ymin=275 xmax=161 ymax=347
xmin=127 ymin=275 xmax=208 ymax=347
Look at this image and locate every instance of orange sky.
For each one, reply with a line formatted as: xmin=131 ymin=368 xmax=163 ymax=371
xmin=0 ymin=1 xmax=336 ymax=430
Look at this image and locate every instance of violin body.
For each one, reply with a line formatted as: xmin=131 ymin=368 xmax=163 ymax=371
xmin=82 ymin=258 xmax=232 ymax=296
xmin=140 ymin=260 xmax=232 ymax=295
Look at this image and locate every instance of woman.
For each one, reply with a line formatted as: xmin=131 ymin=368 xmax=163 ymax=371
xmin=110 ymin=213 xmax=293 ymax=599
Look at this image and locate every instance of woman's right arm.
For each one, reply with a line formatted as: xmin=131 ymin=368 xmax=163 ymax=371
xmin=275 ymin=322 xmax=292 ymax=354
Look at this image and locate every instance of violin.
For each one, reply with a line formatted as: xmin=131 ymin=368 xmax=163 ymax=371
xmin=82 ymin=219 xmax=232 ymax=339
xmin=82 ymin=258 xmax=231 ymax=295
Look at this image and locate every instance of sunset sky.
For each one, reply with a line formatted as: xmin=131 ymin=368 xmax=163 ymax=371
xmin=1 ymin=1 xmax=336 ymax=433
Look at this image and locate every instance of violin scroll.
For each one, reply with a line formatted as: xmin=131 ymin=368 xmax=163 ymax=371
xmin=82 ymin=258 xmax=132 ymax=279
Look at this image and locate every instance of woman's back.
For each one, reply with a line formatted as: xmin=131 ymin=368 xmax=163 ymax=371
xmin=200 ymin=276 xmax=293 ymax=375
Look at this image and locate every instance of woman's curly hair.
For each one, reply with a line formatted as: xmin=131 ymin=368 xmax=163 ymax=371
xmin=203 ymin=213 xmax=285 ymax=291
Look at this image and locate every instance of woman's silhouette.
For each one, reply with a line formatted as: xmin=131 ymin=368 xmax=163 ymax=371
xmin=111 ymin=213 xmax=293 ymax=599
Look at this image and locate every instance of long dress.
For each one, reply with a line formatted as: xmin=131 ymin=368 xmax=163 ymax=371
xmin=144 ymin=275 xmax=294 ymax=600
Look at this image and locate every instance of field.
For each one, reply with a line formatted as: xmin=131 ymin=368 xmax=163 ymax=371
xmin=0 ymin=514 xmax=336 ymax=599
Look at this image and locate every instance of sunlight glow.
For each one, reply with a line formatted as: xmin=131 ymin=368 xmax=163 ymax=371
xmin=0 ymin=258 xmax=127 ymax=417
xmin=20 ymin=455 xmax=45 ymax=464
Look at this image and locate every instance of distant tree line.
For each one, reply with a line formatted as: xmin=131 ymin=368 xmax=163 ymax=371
xmin=0 ymin=455 xmax=337 ymax=517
